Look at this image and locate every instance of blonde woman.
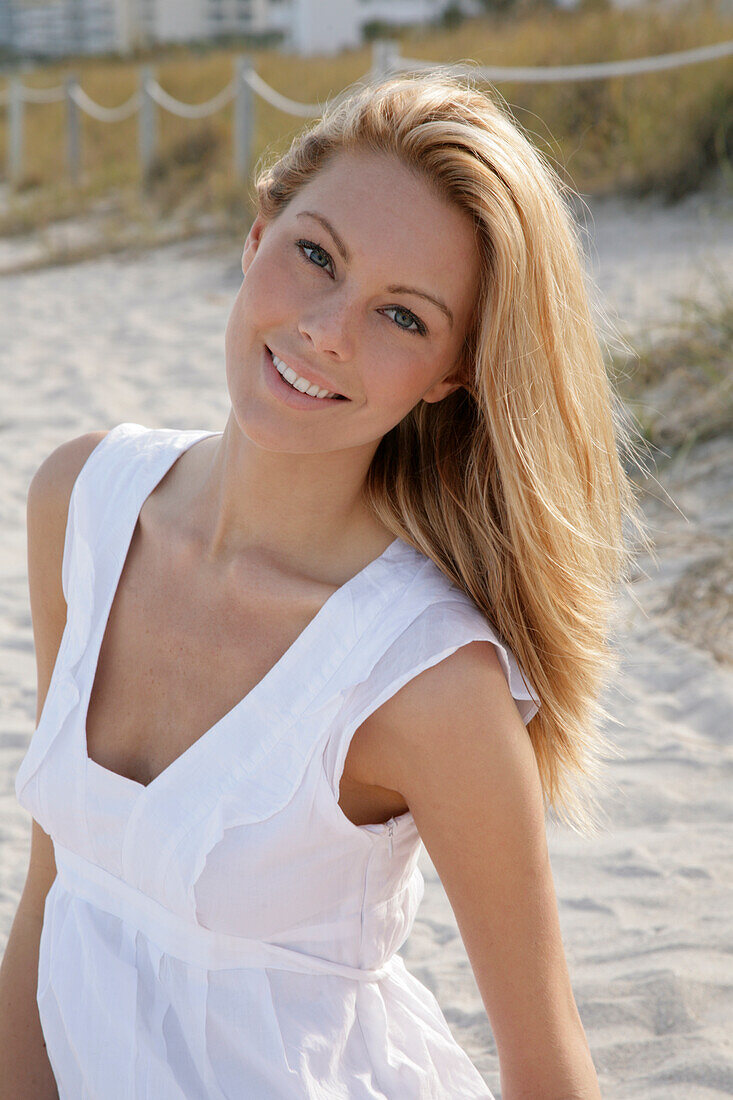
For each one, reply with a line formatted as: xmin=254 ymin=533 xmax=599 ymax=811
xmin=2 ymin=71 xmax=636 ymax=1098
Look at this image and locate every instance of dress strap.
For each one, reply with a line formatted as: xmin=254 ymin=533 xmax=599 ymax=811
xmin=61 ymin=422 xmax=216 ymax=608
xmin=61 ymin=422 xmax=140 ymax=605
xmin=61 ymin=423 xmax=221 ymax=653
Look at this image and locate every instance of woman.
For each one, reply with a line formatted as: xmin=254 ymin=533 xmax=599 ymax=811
xmin=2 ymin=70 xmax=638 ymax=1098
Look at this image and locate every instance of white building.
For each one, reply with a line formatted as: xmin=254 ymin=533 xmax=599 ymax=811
xmin=2 ymin=1 xmax=119 ymax=57
xmin=0 ymin=0 xmax=484 ymax=58
xmin=283 ymin=0 xmax=482 ymax=55
xmin=131 ymin=0 xmax=275 ymax=49
xmin=286 ymin=0 xmax=360 ymax=56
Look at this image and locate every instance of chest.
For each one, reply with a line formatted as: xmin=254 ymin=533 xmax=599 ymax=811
xmin=84 ymin=522 xmax=408 ymax=827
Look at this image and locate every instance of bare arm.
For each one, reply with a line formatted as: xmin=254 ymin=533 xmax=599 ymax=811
xmin=360 ymin=639 xmax=602 ymax=1100
xmin=0 ymin=431 xmax=107 ymax=1100
xmin=0 ymin=821 xmax=60 ymax=1100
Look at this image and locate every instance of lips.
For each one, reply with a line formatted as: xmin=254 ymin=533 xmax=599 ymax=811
xmin=262 ymin=345 xmax=351 ymax=411
xmin=266 ymin=346 xmax=347 ymax=400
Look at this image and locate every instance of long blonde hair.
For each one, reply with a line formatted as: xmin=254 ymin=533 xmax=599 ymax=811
xmin=252 ymin=70 xmax=644 ymax=836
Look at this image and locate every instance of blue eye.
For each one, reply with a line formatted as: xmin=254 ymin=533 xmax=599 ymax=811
xmin=296 ymin=240 xmax=332 ymax=273
xmin=294 ymin=239 xmax=427 ymax=337
xmin=381 ymin=307 xmax=425 ymax=335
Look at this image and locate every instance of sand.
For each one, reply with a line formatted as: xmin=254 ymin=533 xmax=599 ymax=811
xmin=1 ymin=178 xmax=732 ymax=1097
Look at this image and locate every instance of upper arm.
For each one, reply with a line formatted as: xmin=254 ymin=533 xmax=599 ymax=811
xmin=362 ymin=640 xmax=595 ymax=1097
xmin=20 ymin=429 xmax=108 ymax=913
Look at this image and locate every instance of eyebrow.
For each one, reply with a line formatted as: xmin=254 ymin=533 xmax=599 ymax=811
xmin=296 ymin=209 xmax=454 ymax=328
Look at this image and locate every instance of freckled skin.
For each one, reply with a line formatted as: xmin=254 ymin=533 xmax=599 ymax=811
xmin=191 ymin=146 xmax=483 ymax=568
xmin=224 ymin=147 xmax=481 ymax=460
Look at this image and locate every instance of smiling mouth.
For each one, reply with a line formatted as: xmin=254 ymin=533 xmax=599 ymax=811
xmin=266 ymin=346 xmax=348 ymax=401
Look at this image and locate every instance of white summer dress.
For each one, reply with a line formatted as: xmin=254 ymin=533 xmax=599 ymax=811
xmin=15 ymin=422 xmax=541 ymax=1100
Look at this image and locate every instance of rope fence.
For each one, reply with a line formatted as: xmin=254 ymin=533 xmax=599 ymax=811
xmin=146 ymin=76 xmax=238 ymax=118
xmin=394 ymin=37 xmax=733 ymax=82
xmin=1 ymin=36 xmax=731 ymax=189
xmin=69 ymin=85 xmax=142 ymax=122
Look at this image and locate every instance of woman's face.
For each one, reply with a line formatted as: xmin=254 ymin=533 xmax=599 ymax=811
xmin=225 ymin=147 xmax=481 ymax=454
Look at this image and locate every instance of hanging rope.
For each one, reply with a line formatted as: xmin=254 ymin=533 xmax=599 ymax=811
xmin=146 ymin=78 xmax=237 ymax=118
xmin=396 ymin=39 xmax=733 ymax=84
xmin=69 ymin=85 xmax=142 ymax=122
xmin=240 ymin=68 xmax=325 ymax=117
xmin=18 ymin=83 xmax=66 ymax=103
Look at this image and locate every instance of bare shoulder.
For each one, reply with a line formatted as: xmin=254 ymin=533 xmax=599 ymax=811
xmin=348 ymin=639 xmax=523 ymax=796
xmin=27 ymin=427 xmax=110 ymax=588
xmin=26 ymin=430 xmax=109 ymax=717
xmin=367 ymin=634 xmax=545 ymax=836
xmin=27 ymin=428 xmax=109 ymax=519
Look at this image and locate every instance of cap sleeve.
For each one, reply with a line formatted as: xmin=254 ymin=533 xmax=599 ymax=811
xmin=323 ymin=592 xmax=541 ymax=800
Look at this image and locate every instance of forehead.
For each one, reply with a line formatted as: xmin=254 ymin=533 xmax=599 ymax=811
xmin=282 ymin=148 xmax=479 ymax=285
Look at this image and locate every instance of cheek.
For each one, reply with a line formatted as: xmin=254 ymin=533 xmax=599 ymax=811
xmin=231 ymin=254 xmax=288 ymax=337
xmin=367 ymin=355 xmax=431 ymax=414
xmin=353 ymin=372 xmax=422 ymax=438
xmin=224 ymin=289 xmax=248 ymax=363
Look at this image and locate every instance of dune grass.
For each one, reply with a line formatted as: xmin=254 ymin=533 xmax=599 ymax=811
xmin=0 ymin=0 xmax=731 ymax=242
xmin=610 ymin=280 xmax=733 ymax=667
xmin=609 ymin=278 xmax=733 ymax=461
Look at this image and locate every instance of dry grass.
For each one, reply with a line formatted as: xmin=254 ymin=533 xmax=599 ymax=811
xmin=1 ymin=0 xmax=731 ymax=239
xmin=612 ymin=284 xmax=733 ymax=666
xmin=665 ymin=553 xmax=733 ymax=666
xmin=610 ymin=281 xmax=733 ymax=458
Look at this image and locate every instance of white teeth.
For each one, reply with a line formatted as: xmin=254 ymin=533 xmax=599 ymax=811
xmin=270 ymin=351 xmax=339 ymax=399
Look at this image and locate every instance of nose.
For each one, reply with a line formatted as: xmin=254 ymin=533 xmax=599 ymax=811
xmin=297 ymin=298 xmax=353 ymax=360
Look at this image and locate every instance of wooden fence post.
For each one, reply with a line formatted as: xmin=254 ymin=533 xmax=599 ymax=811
xmin=371 ymin=39 xmax=401 ymax=82
xmin=8 ymin=77 xmax=24 ymax=186
xmin=139 ymin=64 xmax=157 ymax=188
xmin=233 ymin=54 xmax=254 ymax=185
xmin=65 ymin=74 xmax=81 ymax=186
xmin=385 ymin=40 xmax=401 ymax=76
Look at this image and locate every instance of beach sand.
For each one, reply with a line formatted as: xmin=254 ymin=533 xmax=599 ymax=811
xmin=1 ymin=180 xmax=732 ymax=1098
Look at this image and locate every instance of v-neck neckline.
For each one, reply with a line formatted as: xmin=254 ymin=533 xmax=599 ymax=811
xmin=83 ymin=427 xmax=402 ymax=797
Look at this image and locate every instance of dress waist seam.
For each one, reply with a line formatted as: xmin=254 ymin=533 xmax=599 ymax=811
xmin=52 ymin=842 xmax=394 ymax=982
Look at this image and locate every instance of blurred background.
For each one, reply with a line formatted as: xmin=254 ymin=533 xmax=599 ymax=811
xmin=0 ymin=0 xmax=732 ymax=253
xmin=1 ymin=3 xmax=732 ymax=1097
